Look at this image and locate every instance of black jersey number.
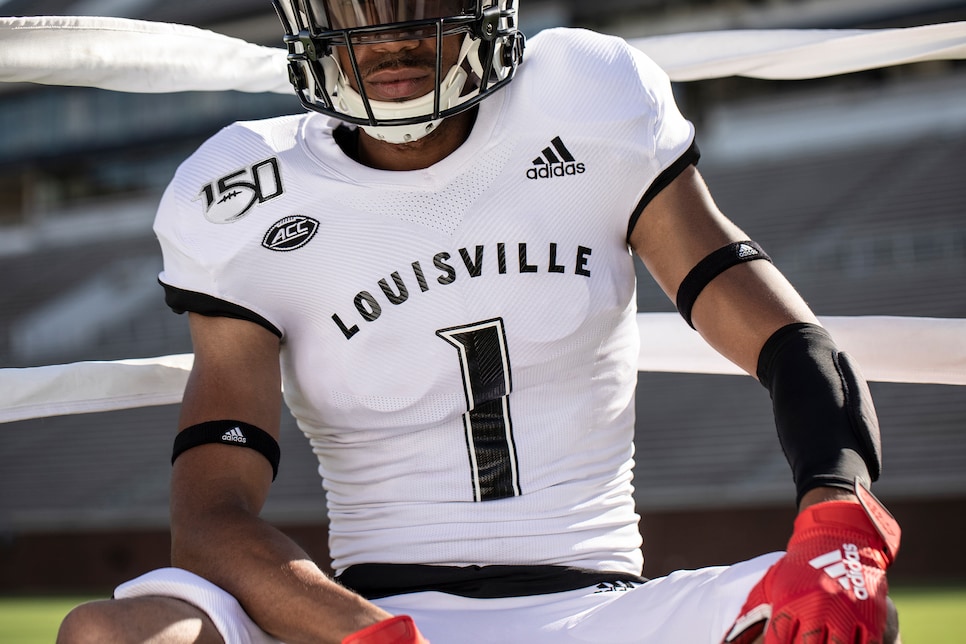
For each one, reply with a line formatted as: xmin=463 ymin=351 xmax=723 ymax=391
xmin=437 ymin=318 xmax=521 ymax=502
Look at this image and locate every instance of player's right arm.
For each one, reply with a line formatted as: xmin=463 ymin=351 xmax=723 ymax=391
xmin=170 ymin=312 xmax=417 ymax=644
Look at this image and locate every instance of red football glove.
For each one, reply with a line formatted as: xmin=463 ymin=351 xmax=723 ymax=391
xmin=342 ymin=615 xmax=429 ymax=644
xmin=724 ymin=484 xmax=900 ymax=644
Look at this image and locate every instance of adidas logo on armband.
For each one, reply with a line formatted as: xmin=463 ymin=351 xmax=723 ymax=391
xmin=221 ymin=427 xmax=248 ymax=444
xmin=809 ymin=544 xmax=870 ymax=600
xmin=735 ymin=243 xmax=760 ymax=258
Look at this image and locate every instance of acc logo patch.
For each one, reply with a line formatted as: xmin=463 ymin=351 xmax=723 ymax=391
xmin=262 ymin=215 xmax=319 ymax=251
xmin=199 ymin=157 xmax=283 ymax=224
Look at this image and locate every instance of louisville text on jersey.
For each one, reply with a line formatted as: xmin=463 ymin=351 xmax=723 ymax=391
xmin=332 ymin=241 xmax=593 ymax=340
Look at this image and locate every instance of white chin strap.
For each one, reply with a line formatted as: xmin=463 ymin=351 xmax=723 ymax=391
xmin=333 ymin=35 xmax=479 ymax=144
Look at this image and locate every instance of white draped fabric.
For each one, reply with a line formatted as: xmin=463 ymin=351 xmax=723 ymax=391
xmin=1 ymin=16 xmax=965 ymax=89
xmin=1 ymin=315 xmax=963 ymax=423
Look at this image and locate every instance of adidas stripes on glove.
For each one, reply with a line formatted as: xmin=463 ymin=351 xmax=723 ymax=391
xmin=724 ymin=484 xmax=900 ymax=644
xmin=342 ymin=615 xmax=429 ymax=644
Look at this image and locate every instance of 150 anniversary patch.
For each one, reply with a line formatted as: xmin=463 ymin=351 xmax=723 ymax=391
xmin=200 ymin=157 xmax=283 ymax=223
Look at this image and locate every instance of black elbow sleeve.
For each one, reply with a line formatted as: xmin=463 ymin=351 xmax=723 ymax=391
xmin=757 ymin=322 xmax=882 ymax=504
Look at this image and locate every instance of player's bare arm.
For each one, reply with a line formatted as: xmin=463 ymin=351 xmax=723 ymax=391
xmin=631 ymin=164 xmax=900 ymax=643
xmin=629 ymin=164 xmax=889 ymax=507
xmin=171 ymin=313 xmax=394 ymax=643
xmin=629 ymin=163 xmax=818 ymax=379
xmin=629 ymin=165 xmax=865 ymax=504
xmin=629 ymin=164 xmax=865 ymax=506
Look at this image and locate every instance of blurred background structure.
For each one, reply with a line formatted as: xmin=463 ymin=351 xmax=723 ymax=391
xmin=1 ymin=0 xmax=965 ymax=593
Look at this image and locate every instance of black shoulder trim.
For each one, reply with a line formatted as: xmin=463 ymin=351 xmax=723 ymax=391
xmin=626 ymin=139 xmax=701 ymax=243
xmin=337 ymin=563 xmax=645 ymax=599
xmin=160 ymin=280 xmax=282 ymax=338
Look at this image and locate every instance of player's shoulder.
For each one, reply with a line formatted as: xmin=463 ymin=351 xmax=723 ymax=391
xmin=512 ymin=27 xmax=669 ymax=118
xmin=164 ymin=113 xmax=310 ymax=203
xmin=527 ymin=27 xmax=632 ymax=56
xmin=523 ymin=28 xmax=666 ymax=93
xmin=185 ymin=113 xmax=308 ymax=171
xmin=151 ymin=113 xmax=300 ymax=227
xmin=524 ymin=27 xmax=658 ymax=75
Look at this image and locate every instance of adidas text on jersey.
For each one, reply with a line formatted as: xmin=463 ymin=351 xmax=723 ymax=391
xmin=526 ymin=136 xmax=586 ymax=180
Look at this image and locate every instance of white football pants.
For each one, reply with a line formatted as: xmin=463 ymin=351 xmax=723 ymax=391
xmin=115 ymin=552 xmax=780 ymax=643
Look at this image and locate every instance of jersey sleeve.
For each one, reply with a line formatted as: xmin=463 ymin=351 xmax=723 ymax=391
xmin=627 ymin=41 xmax=697 ymax=169
xmin=622 ymin=37 xmax=700 ymax=238
xmin=153 ymin=125 xmax=285 ymax=338
xmin=521 ymin=28 xmax=698 ymax=239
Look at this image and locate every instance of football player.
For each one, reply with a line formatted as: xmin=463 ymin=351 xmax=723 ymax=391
xmin=58 ymin=0 xmax=900 ymax=642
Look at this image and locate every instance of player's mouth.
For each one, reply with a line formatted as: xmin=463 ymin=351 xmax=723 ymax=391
xmin=364 ymin=66 xmax=435 ymax=102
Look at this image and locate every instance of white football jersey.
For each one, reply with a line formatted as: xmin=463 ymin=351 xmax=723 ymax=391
xmin=155 ymin=28 xmax=696 ymax=575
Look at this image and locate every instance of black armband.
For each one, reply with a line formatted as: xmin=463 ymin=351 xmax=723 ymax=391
xmin=675 ymin=241 xmax=772 ymax=329
xmin=172 ymin=420 xmax=280 ymax=481
xmin=757 ymin=323 xmax=882 ymax=504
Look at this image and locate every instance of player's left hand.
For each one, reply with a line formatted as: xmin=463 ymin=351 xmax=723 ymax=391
xmin=723 ymin=485 xmax=900 ymax=643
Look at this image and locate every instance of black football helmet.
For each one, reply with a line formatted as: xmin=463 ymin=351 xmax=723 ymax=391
xmin=273 ymin=0 xmax=525 ymax=143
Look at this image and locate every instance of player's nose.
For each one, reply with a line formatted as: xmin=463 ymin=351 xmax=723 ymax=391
xmin=367 ymin=37 xmax=423 ymax=53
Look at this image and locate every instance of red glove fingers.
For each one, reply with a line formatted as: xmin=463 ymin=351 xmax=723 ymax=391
xmin=342 ymin=615 xmax=429 ymax=644
xmin=725 ymin=485 xmax=900 ymax=644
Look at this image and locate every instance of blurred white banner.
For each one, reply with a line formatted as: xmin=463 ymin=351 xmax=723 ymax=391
xmin=1 ymin=17 xmax=965 ymax=91
xmin=2 ymin=315 xmax=963 ymax=424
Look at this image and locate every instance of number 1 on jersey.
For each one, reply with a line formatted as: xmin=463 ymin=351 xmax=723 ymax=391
xmin=437 ymin=318 xmax=521 ymax=502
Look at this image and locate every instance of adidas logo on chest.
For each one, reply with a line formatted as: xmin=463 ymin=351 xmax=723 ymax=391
xmin=526 ymin=136 xmax=585 ymax=180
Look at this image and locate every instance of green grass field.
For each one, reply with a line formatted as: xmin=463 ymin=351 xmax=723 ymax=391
xmin=0 ymin=596 xmax=95 ymax=644
xmin=1 ymin=586 xmax=964 ymax=643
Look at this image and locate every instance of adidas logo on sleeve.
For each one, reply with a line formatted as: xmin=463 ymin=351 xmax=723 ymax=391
xmin=221 ymin=427 xmax=248 ymax=444
xmin=809 ymin=544 xmax=870 ymax=600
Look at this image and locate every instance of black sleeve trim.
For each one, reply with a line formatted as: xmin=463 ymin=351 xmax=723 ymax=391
xmin=160 ymin=280 xmax=283 ymax=338
xmin=626 ymin=139 xmax=701 ymax=243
